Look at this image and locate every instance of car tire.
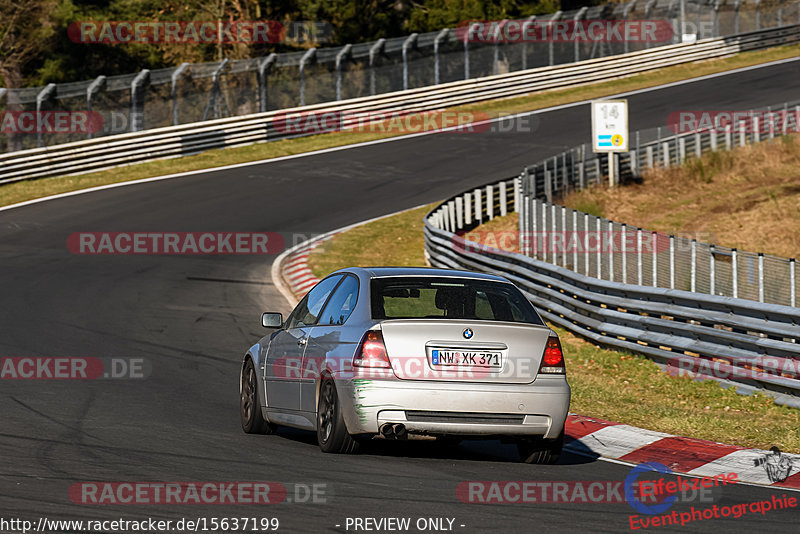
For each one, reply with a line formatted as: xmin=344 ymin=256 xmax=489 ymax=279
xmin=517 ymin=432 xmax=563 ymax=464
xmin=317 ymin=378 xmax=360 ymax=454
xmin=240 ymin=359 xmax=276 ymax=434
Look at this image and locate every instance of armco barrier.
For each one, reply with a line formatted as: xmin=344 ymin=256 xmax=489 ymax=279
xmin=2 ymin=25 xmax=799 ymax=184
xmin=424 ymin=178 xmax=800 ymax=407
xmin=514 ymin=98 xmax=800 ymax=309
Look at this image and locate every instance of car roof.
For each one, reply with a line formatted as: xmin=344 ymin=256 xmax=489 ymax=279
xmin=334 ymin=266 xmax=510 ymax=283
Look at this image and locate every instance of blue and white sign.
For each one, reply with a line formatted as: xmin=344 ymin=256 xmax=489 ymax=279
xmin=592 ymin=99 xmax=628 ymax=152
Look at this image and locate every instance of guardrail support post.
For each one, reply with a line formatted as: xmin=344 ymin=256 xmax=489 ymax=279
xmin=552 ymin=205 xmax=558 ymax=265
xmin=694 ymin=132 xmax=702 ymax=157
xmin=130 ymin=70 xmax=150 ymax=132
xmin=756 ymin=0 xmax=761 ymax=30
xmin=669 ymin=235 xmax=676 ymax=289
xmin=645 ymin=0 xmax=658 ymax=48
xmin=335 ymin=45 xmax=352 ymax=101
xmin=791 ymin=258 xmax=796 ymax=307
xmin=500 ymin=181 xmax=508 ymax=216
xmin=623 ymin=1 xmax=638 ymax=54
xmin=370 ymin=39 xmax=386 ymax=95
xmin=584 ymin=213 xmax=590 ymax=275
xmin=463 ymin=24 xmax=479 ymax=80
xmin=258 ymin=54 xmax=277 ymax=112
xmin=597 ymin=217 xmax=603 ymax=279
xmin=299 ymin=48 xmax=317 ymax=107
xmin=170 ymin=64 xmax=190 ymax=126
xmin=572 ymin=209 xmax=578 ymax=271
xmin=579 ymin=144 xmax=586 ymax=189
xmin=709 ymin=244 xmax=716 ymax=295
xmin=402 ymin=33 xmax=419 ymax=90
xmin=739 ymin=119 xmax=746 ymax=146
xmin=519 ymin=185 xmax=527 ymax=255
xmin=434 ymin=29 xmax=449 ymax=84
xmin=202 ymin=60 xmax=230 ymax=121
xmin=36 ymin=83 xmax=57 ymax=148
xmin=573 ymin=8 xmax=588 ymax=62
xmin=637 ymin=229 xmax=643 ymax=285
xmin=622 ymin=223 xmax=628 ymax=284
xmin=732 ymin=249 xmax=739 ymax=298
xmin=545 ymin=166 xmax=553 ymax=203
xmin=714 ymin=0 xmax=723 ymax=37
xmin=521 ymin=17 xmax=536 ymax=70
xmin=474 ymin=188 xmax=482 ymax=223
xmin=608 ymin=221 xmax=615 ymax=281
xmin=486 ymin=184 xmax=494 ymax=220
xmin=768 ymin=106 xmax=775 ymax=139
xmin=492 ymin=21 xmax=508 ymax=75
xmin=652 ymin=232 xmax=659 ymax=287
xmin=691 ymin=239 xmax=697 ymax=292
xmin=754 ymin=115 xmax=760 ymax=143
xmin=86 ymin=75 xmax=107 ymax=139
xmin=548 ymin=12 xmax=563 ymax=66
xmin=561 ymin=206 xmax=567 ymax=267
xmin=455 ymin=197 xmax=464 ymax=229
xmin=662 ymin=141 xmax=670 ymax=167
xmin=464 ymin=192 xmax=472 ymax=226
xmin=646 ymin=145 xmax=654 ymax=168
xmin=758 ymin=253 xmax=765 ymax=302
xmin=678 ymin=137 xmax=686 ymax=163
xmin=544 ymin=201 xmax=550 ymax=261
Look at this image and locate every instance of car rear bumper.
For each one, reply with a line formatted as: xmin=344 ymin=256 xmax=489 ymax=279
xmin=336 ymin=376 xmax=570 ymax=439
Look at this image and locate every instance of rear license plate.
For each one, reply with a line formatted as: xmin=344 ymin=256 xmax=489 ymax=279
xmin=431 ymin=349 xmax=502 ymax=368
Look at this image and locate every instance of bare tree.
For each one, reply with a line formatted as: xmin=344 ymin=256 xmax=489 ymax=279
xmin=0 ymin=0 xmax=56 ymax=150
xmin=0 ymin=0 xmax=56 ymax=88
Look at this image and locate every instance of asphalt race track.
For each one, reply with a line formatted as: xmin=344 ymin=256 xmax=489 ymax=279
xmin=1 ymin=59 xmax=799 ymax=533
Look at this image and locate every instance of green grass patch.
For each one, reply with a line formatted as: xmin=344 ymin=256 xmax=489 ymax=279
xmin=3 ymin=43 xmax=800 ymax=209
xmin=307 ymin=203 xmax=800 ymax=453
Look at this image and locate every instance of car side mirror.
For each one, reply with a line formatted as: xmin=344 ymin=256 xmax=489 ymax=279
xmin=261 ymin=312 xmax=283 ymax=328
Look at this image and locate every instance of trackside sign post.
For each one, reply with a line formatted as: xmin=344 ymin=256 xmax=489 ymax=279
xmin=591 ymin=99 xmax=629 ymax=187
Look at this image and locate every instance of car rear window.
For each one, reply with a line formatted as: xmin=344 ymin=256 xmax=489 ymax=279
xmin=370 ymin=276 xmax=544 ymax=325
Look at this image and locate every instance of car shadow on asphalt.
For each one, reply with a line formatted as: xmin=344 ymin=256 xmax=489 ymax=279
xmin=274 ymin=427 xmax=596 ymax=465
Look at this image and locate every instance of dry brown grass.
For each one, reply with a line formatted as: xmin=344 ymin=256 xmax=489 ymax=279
xmin=563 ymin=135 xmax=800 ymax=258
xmin=461 ymin=135 xmax=800 ymax=259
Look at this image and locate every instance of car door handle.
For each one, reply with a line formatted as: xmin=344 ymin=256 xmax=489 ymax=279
xmin=297 ymin=337 xmax=307 ymax=346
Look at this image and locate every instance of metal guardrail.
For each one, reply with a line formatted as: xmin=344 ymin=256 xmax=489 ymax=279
xmin=514 ymin=99 xmax=800 ymax=309
xmin=3 ymin=0 xmax=796 ymax=152
xmin=424 ymin=179 xmax=800 ymax=407
xmin=2 ymin=25 xmax=798 ymax=184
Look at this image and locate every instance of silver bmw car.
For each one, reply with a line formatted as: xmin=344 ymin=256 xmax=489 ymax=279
xmin=240 ymin=267 xmax=570 ymax=464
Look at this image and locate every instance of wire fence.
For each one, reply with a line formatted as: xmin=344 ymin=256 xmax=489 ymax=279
xmin=2 ymin=0 xmax=798 ymax=152
xmin=516 ymin=99 xmax=800 ymax=308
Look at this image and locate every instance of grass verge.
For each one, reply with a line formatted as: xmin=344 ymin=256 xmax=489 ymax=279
xmin=2 ymin=43 xmax=799 ymax=209
xmin=307 ymin=204 xmax=800 ymax=453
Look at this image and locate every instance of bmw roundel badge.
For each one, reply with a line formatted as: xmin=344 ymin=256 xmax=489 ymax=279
xmin=463 ymin=328 xmax=473 ymax=339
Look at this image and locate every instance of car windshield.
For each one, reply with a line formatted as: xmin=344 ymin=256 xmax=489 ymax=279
xmin=371 ymin=276 xmax=544 ymax=324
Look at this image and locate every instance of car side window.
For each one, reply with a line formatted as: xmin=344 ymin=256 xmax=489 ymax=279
xmin=318 ymin=275 xmax=359 ymax=326
xmin=287 ymin=275 xmax=343 ymax=329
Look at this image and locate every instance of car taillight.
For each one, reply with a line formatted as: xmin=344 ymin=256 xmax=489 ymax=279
xmin=539 ymin=337 xmax=565 ymax=374
xmin=353 ymin=330 xmax=391 ymax=368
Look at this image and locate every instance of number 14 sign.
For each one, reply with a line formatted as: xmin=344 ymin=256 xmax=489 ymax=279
xmin=591 ymin=100 xmax=628 ymax=152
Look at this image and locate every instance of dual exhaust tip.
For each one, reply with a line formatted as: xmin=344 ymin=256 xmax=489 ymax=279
xmin=380 ymin=423 xmax=407 ymax=440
